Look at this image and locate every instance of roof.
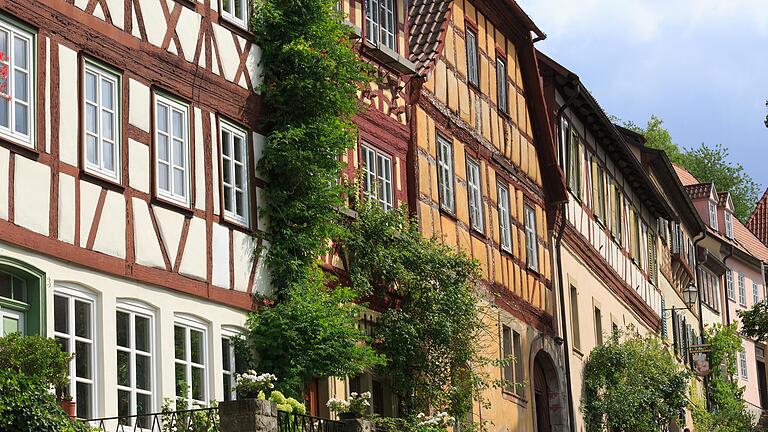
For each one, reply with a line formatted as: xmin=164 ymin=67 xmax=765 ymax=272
xmin=684 ymin=183 xmax=715 ymax=200
xmin=717 ymin=192 xmax=731 ymax=208
xmin=673 ymin=164 xmax=700 ymax=186
xmin=408 ymin=0 xmax=452 ymax=74
xmin=734 ymin=217 xmax=768 ymax=262
xmin=747 ymin=188 xmax=768 ymax=251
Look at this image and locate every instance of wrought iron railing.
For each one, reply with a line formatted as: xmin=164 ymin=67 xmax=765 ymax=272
xmin=87 ymin=407 xmax=219 ymax=432
xmin=277 ymin=410 xmax=345 ymax=432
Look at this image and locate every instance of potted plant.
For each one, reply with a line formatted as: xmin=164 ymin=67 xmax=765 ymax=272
xmin=55 ymin=384 xmax=76 ymax=418
xmin=326 ymin=391 xmax=371 ymax=419
xmin=233 ymin=371 xmax=277 ymax=399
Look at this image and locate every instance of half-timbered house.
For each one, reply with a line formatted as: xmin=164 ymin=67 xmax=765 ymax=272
xmin=0 ymin=0 xmax=263 ymax=422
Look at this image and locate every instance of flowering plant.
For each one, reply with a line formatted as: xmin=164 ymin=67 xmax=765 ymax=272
xmin=416 ymin=412 xmax=455 ymax=430
xmin=326 ymin=391 xmax=371 ymax=416
xmin=234 ymin=371 xmax=277 ymax=399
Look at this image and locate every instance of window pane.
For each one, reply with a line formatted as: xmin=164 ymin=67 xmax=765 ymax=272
xmin=14 ymin=102 xmax=27 ymax=134
xmin=224 ymin=185 xmax=232 ymax=212
xmin=158 ymin=163 xmax=169 ymax=191
xmin=13 ymin=69 xmax=27 ymax=102
xmin=102 ymin=140 xmax=114 ymax=172
xmin=116 ymin=311 xmax=129 ymax=348
xmin=0 ymin=31 xmax=7 ymax=57
xmin=157 ymin=104 xmax=168 ymax=132
xmin=224 ymin=373 xmax=232 ymax=401
xmin=101 ymin=79 xmax=113 ymax=109
xmin=0 ymin=273 xmax=11 ymax=299
xmin=0 ymin=97 xmax=8 ymax=128
xmin=56 ymin=336 xmax=69 ymax=353
xmin=118 ymin=389 xmax=131 ymax=418
xmin=175 ymin=363 xmax=186 ymax=397
xmin=222 ymin=339 xmax=231 ymax=372
xmin=236 ymin=190 xmax=244 ymax=216
xmin=222 ymin=131 xmax=231 ymax=156
xmin=2 ymin=316 xmax=19 ymax=335
xmin=136 ymin=354 xmax=151 ymax=391
xmin=88 ymin=134 xmax=100 ymax=166
xmin=76 ymin=382 xmax=92 ymax=419
xmin=190 ymin=329 xmax=203 ymax=364
xmin=158 ymin=134 xmax=169 ymax=162
xmin=136 ymin=393 xmax=152 ymax=428
xmin=222 ymin=160 xmax=232 ymax=185
xmin=174 ymin=326 xmax=185 ymax=360
xmin=54 ymin=295 xmax=68 ymax=334
xmin=235 ymin=0 xmax=243 ymax=19
xmin=75 ymin=300 xmax=91 ymax=338
xmin=75 ymin=341 xmax=91 ymax=379
xmin=102 ymin=111 xmax=114 ymax=141
xmin=117 ymin=350 xmax=130 ymax=386
xmin=235 ymin=165 xmax=243 ymax=189
xmin=85 ymin=104 xmax=97 ymax=133
xmin=191 ymin=366 xmax=204 ymax=401
xmin=222 ymin=0 xmax=231 ymax=13
xmin=234 ymin=135 xmax=243 ymax=161
xmin=172 ymin=139 xmax=184 ymax=166
xmin=85 ymin=72 xmax=97 ymax=103
xmin=173 ymin=167 xmax=186 ymax=196
xmin=172 ymin=110 xmax=183 ymax=139
xmin=13 ymin=37 xmax=27 ymax=69
xmin=135 ymin=315 xmax=150 ymax=352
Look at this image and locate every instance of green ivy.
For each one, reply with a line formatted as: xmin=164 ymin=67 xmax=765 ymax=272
xmin=344 ymin=204 xmax=484 ymax=417
xmin=581 ymin=330 xmax=690 ymax=432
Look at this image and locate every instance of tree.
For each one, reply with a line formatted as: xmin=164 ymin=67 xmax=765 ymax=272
xmin=581 ymin=330 xmax=690 ymax=432
xmin=691 ymin=324 xmax=755 ymax=432
xmin=624 ymin=116 xmax=759 ymax=221
xmin=738 ymin=300 xmax=768 ymax=343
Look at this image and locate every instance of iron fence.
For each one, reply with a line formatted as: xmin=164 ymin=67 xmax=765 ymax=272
xmin=87 ymin=406 xmax=219 ymax=432
xmin=277 ymin=410 xmax=345 ymax=432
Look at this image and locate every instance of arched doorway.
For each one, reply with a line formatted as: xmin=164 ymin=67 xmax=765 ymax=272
xmin=532 ymin=351 xmax=563 ymax=432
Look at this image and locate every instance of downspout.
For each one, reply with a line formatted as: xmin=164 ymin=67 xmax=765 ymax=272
xmin=554 ymin=86 xmax=579 ymax=432
xmin=692 ymin=232 xmax=710 ymax=410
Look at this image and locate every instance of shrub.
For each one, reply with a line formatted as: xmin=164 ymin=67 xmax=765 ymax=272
xmin=0 ymin=332 xmax=72 ymax=389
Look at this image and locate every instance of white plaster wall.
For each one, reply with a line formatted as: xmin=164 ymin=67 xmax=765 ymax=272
xmin=14 ymin=156 xmax=50 ymax=236
xmin=176 ymin=7 xmax=202 ymax=63
xmin=132 ymin=199 xmax=165 ymax=269
xmin=232 ymin=230 xmax=253 ymax=292
xmin=139 ymin=0 xmax=168 ymax=47
xmin=59 ymin=46 xmax=79 ymax=166
xmin=0 ymin=146 xmax=8 ymax=220
xmin=105 ymin=0 xmax=124 ymax=30
xmin=0 ymin=241 xmax=247 ymax=420
xmin=58 ymin=173 xmax=76 ymax=244
xmin=212 ymin=24 xmax=239 ymax=83
xmin=128 ymin=139 xmax=150 ymax=193
xmin=179 ymin=216 xmax=206 ymax=281
xmin=152 ymin=205 xmax=185 ymax=262
xmin=79 ymin=180 xmax=102 ymax=248
xmin=93 ymin=191 xmax=126 ymax=258
xmin=129 ymin=79 xmax=150 ymax=133
xmin=211 ymin=224 xmax=230 ymax=288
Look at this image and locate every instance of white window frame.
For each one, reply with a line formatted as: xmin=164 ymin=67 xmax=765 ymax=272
xmin=221 ymin=327 xmax=243 ymax=401
xmin=221 ymin=0 xmax=249 ymax=29
xmin=364 ymin=0 xmax=395 ymax=51
xmin=726 ymin=270 xmax=735 ymax=300
xmin=497 ymin=182 xmax=512 ymax=253
xmin=53 ymin=285 xmax=98 ymax=420
xmin=220 ymin=120 xmax=250 ymax=226
xmin=496 ymin=57 xmax=507 ymax=113
xmin=708 ymin=201 xmax=718 ymax=229
xmin=0 ymin=18 xmax=34 ymax=148
xmin=739 ymin=347 xmax=748 ymax=380
xmin=154 ymin=93 xmax=191 ymax=207
xmin=82 ymin=60 xmax=121 ymax=182
xmin=174 ymin=315 xmax=209 ymax=407
xmin=466 ymin=158 xmax=484 ymax=233
xmin=524 ymin=205 xmax=538 ymax=272
xmin=116 ymin=301 xmax=156 ymax=427
xmin=466 ymin=27 xmax=479 ymax=87
xmin=754 ymin=282 xmax=760 ymax=306
xmin=361 ymin=144 xmax=394 ymax=211
xmin=724 ymin=211 xmax=734 ymax=238
xmin=437 ymin=135 xmax=455 ymax=214
xmin=738 ymin=273 xmax=746 ymax=306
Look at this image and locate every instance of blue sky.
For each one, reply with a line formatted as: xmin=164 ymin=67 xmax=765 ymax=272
xmin=518 ymin=0 xmax=768 ymax=191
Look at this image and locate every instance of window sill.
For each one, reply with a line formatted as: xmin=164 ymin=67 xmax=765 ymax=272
xmin=219 ymin=16 xmax=255 ymax=41
xmin=80 ymin=168 xmax=124 ymax=193
xmin=439 ymin=206 xmax=458 ymax=222
xmin=501 ymin=390 xmax=527 ymax=407
xmin=572 ymin=347 xmax=584 ymax=358
xmin=221 ymin=214 xmax=254 ymax=234
xmin=361 ymin=41 xmax=417 ymax=75
xmin=0 ymin=134 xmax=38 ymax=160
xmin=152 ymin=194 xmax=194 ymax=217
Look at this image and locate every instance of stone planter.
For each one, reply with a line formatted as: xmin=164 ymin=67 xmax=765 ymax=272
xmin=219 ymin=398 xmax=277 ymax=432
xmin=341 ymin=418 xmax=373 ymax=432
xmin=338 ymin=412 xmax=360 ymax=421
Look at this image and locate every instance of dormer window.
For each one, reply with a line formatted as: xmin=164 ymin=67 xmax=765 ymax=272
xmin=724 ymin=211 xmax=734 ymax=238
xmin=708 ymin=201 xmax=717 ymax=229
xmin=365 ymin=0 xmax=395 ymax=51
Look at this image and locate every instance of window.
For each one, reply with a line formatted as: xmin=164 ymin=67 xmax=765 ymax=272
xmin=0 ymin=19 xmax=33 ymax=147
xmin=708 ymin=201 xmax=717 ymax=228
xmin=524 ymin=205 xmax=538 ymax=272
xmin=614 ymin=186 xmax=623 ymax=244
xmin=726 ymin=270 xmax=734 ymax=300
xmin=83 ymin=61 xmax=120 ymax=181
xmin=221 ymin=121 xmax=250 ymax=225
xmin=361 ymin=144 xmax=394 ymax=211
xmin=53 ymin=286 xmax=96 ymax=419
xmin=558 ymin=118 xmax=569 ymax=172
xmin=567 ymin=131 xmax=581 ymax=197
xmin=221 ymin=0 xmax=249 ymax=28
xmin=466 ymin=27 xmax=479 ymax=87
xmin=724 ymin=211 xmax=733 ymax=238
xmin=739 ymin=348 xmax=748 ymax=380
xmin=116 ymin=302 xmax=154 ymax=428
xmin=738 ymin=273 xmax=746 ymax=306
xmin=496 ymin=57 xmax=507 ymax=113
xmin=155 ymin=94 xmax=190 ymax=206
xmin=466 ymin=158 xmax=483 ymax=232
xmin=365 ymin=0 xmax=395 ymax=50
xmin=596 ymin=166 xmax=606 ymax=221
xmin=0 ymin=271 xmax=26 ymax=336
xmin=594 ymin=306 xmax=603 ymax=346
xmin=222 ymin=329 xmax=245 ymax=401
xmin=174 ymin=316 xmax=208 ymax=406
xmin=754 ymin=282 xmax=760 ymax=306
xmin=437 ymin=135 xmax=455 ymax=213
xmin=501 ymin=325 xmax=524 ymax=397
xmin=570 ymin=285 xmax=581 ymax=351
xmin=497 ymin=183 xmax=512 ymax=252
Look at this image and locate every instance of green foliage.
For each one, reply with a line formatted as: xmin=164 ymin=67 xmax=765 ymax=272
xmin=246 ymin=272 xmax=384 ymax=396
xmin=161 ymin=386 xmax=218 ymax=432
xmin=253 ymin=0 xmax=373 ymax=293
xmin=345 ymin=204 xmax=483 ymax=417
xmin=0 ymin=370 xmax=91 ymax=432
xmin=0 ymin=332 xmax=73 ymax=391
xmin=624 ymin=115 xmax=759 ymax=220
xmin=581 ymin=331 xmax=690 ymax=432
xmin=246 ymin=0 xmax=381 ymax=397
xmin=738 ymin=300 xmax=768 ymax=343
xmin=691 ymin=324 xmax=756 ymax=432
